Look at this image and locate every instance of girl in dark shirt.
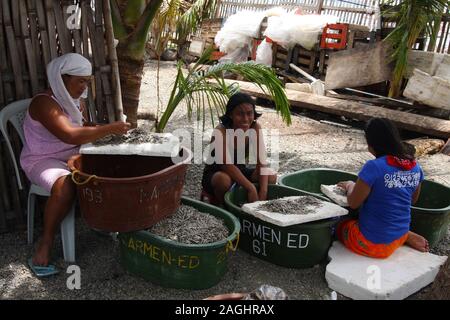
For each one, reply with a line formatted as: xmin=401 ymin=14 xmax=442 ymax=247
xmin=201 ymin=92 xmax=276 ymax=205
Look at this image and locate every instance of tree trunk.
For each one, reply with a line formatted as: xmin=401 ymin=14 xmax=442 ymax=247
xmin=117 ymin=50 xmax=144 ymax=128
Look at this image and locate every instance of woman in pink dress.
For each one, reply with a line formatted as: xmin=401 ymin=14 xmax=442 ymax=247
xmin=20 ymin=53 xmax=130 ymax=272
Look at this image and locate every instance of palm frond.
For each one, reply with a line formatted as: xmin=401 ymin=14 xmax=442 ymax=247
xmin=176 ymin=0 xmax=218 ymax=41
xmin=383 ymin=0 xmax=447 ymax=97
xmin=152 ymin=0 xmax=183 ymax=54
xmin=156 ymin=49 xmax=291 ymax=132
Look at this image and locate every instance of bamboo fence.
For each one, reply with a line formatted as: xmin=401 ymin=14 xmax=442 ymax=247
xmin=0 ymin=0 xmax=122 ymax=232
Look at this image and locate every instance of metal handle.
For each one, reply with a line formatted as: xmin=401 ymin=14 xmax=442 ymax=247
xmin=71 ymin=170 xmax=97 ymax=185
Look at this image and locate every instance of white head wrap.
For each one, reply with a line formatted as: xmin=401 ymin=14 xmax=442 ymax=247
xmin=46 ymin=53 xmax=92 ymax=126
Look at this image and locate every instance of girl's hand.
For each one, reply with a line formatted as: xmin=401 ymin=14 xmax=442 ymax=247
xmin=247 ymin=185 xmax=259 ymax=203
xmin=337 ymin=181 xmax=355 ymax=193
xmin=258 ymin=188 xmax=268 ymax=201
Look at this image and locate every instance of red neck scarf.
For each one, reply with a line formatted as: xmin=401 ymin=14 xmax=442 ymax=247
xmin=386 ymin=155 xmax=416 ymax=170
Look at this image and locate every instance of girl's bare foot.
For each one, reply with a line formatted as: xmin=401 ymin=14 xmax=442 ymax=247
xmin=406 ymin=231 xmax=429 ymax=252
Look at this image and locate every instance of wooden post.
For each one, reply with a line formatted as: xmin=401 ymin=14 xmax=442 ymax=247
xmin=316 ymin=0 xmax=324 ymax=14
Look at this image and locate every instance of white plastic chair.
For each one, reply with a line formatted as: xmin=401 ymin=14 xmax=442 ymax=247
xmin=0 ymin=99 xmax=75 ymax=262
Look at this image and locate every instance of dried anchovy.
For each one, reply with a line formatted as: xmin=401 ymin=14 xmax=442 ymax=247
xmin=93 ymin=126 xmax=169 ymax=146
xmin=332 ymin=185 xmax=347 ymax=196
xmin=257 ymin=196 xmax=323 ymax=215
xmin=148 ymin=205 xmax=229 ymax=244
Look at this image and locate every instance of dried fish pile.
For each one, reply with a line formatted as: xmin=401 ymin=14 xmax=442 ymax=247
xmin=332 ymin=185 xmax=347 ymax=196
xmin=257 ymin=196 xmax=323 ymax=215
xmin=148 ymin=205 xmax=229 ymax=244
xmin=93 ymin=125 xmax=169 ymax=145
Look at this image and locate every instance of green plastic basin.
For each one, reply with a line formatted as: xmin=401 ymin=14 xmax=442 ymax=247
xmin=118 ymin=196 xmax=240 ymax=289
xmin=279 ymin=168 xmax=450 ymax=247
xmin=411 ymin=180 xmax=450 ymax=248
xmin=224 ymin=184 xmax=340 ymax=269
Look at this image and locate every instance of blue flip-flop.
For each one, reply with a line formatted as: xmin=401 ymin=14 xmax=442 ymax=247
xmin=27 ymin=258 xmax=59 ymax=277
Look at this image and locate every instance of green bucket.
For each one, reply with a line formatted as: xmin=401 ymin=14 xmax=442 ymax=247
xmin=118 ymin=197 xmax=240 ymax=289
xmin=280 ymin=168 xmax=450 ymax=248
xmin=410 ymin=180 xmax=450 ymax=248
xmin=224 ymin=184 xmax=340 ymax=269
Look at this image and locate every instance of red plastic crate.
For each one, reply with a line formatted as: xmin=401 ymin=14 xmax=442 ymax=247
xmin=320 ymin=23 xmax=349 ymax=50
xmin=210 ymin=50 xmax=226 ymax=61
xmin=251 ymin=39 xmax=262 ymax=60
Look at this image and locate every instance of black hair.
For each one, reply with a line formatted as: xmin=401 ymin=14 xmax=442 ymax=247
xmin=219 ymin=92 xmax=262 ymax=128
xmin=364 ymin=118 xmax=414 ymax=160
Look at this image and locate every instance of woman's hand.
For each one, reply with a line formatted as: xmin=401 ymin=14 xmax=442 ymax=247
xmin=107 ymin=121 xmax=131 ymax=135
xmin=246 ymin=184 xmax=259 ymax=203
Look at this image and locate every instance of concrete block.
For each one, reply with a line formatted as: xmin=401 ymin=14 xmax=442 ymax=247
xmin=80 ymin=132 xmax=180 ymax=157
xmin=242 ymin=196 xmax=348 ymax=227
xmin=403 ymin=68 xmax=450 ymax=110
xmin=326 ymin=241 xmax=448 ymax=300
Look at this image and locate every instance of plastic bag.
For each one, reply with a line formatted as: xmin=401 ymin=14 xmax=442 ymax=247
xmin=215 ymin=10 xmax=265 ymax=54
xmin=265 ymin=13 xmax=338 ymax=50
xmin=243 ymin=284 xmax=289 ymax=300
xmin=219 ymin=46 xmax=250 ymax=64
xmin=255 ymin=39 xmax=273 ymax=66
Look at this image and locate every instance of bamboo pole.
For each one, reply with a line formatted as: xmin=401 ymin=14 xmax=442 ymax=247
xmin=103 ymin=0 xmax=124 ymax=122
xmin=19 ymin=0 xmax=39 ymax=95
xmin=36 ymin=0 xmax=51 ymax=66
xmin=3 ymin=0 xmax=25 ymax=99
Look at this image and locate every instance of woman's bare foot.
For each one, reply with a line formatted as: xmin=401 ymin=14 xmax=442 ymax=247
xmin=406 ymin=231 xmax=429 ymax=252
xmin=32 ymin=239 xmax=52 ymax=266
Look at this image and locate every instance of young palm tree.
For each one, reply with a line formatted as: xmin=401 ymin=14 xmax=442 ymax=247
xmin=156 ymin=47 xmax=292 ymax=132
xmin=110 ymin=0 xmax=164 ymax=127
xmin=150 ymin=0 xmax=218 ymax=126
xmin=383 ymin=0 xmax=448 ymax=98
xmin=110 ymin=0 xmax=217 ymax=127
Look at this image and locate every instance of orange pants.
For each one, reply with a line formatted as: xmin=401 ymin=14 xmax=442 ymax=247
xmin=336 ymin=219 xmax=408 ymax=259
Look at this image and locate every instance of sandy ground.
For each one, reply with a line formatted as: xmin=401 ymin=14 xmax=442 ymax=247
xmin=0 ymin=60 xmax=448 ymax=300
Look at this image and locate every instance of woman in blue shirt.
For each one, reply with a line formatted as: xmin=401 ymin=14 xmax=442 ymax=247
xmin=337 ymin=118 xmax=429 ymax=258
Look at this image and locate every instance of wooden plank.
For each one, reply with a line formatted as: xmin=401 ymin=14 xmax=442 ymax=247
xmin=222 ymin=79 xmax=450 ymax=139
xmin=326 ymin=91 xmax=418 ymax=110
xmin=325 ymin=41 xmax=394 ymax=90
